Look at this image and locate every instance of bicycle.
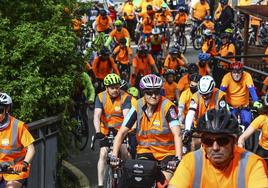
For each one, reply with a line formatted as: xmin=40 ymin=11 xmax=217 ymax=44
xmin=72 ymin=94 xmax=90 ymax=151
xmin=192 ymin=26 xmax=204 ymax=50
xmin=172 ymin=24 xmax=187 ymax=54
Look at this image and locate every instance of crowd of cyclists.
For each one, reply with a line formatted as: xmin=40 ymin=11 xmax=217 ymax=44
xmin=70 ymin=0 xmax=268 ymax=187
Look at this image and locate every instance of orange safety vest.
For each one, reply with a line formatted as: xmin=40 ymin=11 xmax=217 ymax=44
xmin=136 ymin=97 xmax=176 ymax=160
xmin=193 ymin=88 xmax=225 ymax=119
xmin=0 ymin=116 xmax=32 ymax=180
xmin=99 ymin=91 xmax=129 ymax=134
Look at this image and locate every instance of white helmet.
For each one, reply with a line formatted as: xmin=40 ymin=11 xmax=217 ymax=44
xmin=203 ymin=29 xmax=212 ymax=37
xmin=198 ymin=76 xmax=215 ymax=95
xmin=0 ymin=93 xmax=12 ymax=105
xmin=152 ymin=27 xmax=161 ymax=35
xmin=139 ymin=74 xmax=163 ymax=90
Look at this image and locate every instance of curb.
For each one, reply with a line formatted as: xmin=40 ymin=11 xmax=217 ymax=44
xmin=62 ymin=160 xmax=90 ymax=188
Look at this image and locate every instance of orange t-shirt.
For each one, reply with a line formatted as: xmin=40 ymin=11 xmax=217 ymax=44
xmin=163 ymin=82 xmax=178 ymax=101
xmin=132 ymin=54 xmax=155 ymax=75
xmin=164 ymin=55 xmax=185 ymax=70
xmin=109 ymin=28 xmax=130 ymax=43
xmin=221 ymin=71 xmax=254 ymax=108
xmin=264 ymin=47 xmax=268 ymax=64
xmin=174 ymin=13 xmax=188 ymax=25
xmin=142 ymin=16 xmax=154 ymax=34
xmin=202 ymin=20 xmax=215 ymax=32
xmin=96 ymin=15 xmax=112 ymax=32
xmin=122 ymin=2 xmax=135 ymax=20
xmin=92 ymin=57 xmax=120 ymax=79
xmin=192 ymin=2 xmax=210 ymax=20
xmin=155 ymin=12 xmax=171 ymax=26
xmin=218 ymin=43 xmax=236 ymax=68
xmin=263 ymin=76 xmax=268 ymax=94
xmin=177 ymin=74 xmax=190 ymax=92
xmin=251 ymin=114 xmax=268 ymax=150
xmin=201 ymin=39 xmax=217 ymax=55
xmin=198 ymin=63 xmax=210 ymax=76
xmin=113 ymin=46 xmax=132 ymax=65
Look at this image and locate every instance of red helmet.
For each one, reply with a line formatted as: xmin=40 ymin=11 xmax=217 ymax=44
xmin=230 ymin=61 xmax=243 ymax=71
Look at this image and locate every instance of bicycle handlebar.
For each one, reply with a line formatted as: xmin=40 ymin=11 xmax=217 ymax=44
xmin=0 ymin=164 xmax=27 ymax=174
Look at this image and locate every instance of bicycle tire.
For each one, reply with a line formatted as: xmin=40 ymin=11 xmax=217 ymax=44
xmin=193 ymin=35 xmax=203 ymax=50
xmin=104 ymin=166 xmax=117 ymax=188
xmin=74 ymin=106 xmax=89 ymax=151
xmin=178 ymin=35 xmax=187 ymax=54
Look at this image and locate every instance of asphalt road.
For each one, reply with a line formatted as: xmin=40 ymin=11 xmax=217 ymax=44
xmin=68 ymin=45 xmax=199 ymax=187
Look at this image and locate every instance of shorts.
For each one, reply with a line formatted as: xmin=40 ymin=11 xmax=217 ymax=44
xmin=136 ymin=153 xmax=174 ymax=170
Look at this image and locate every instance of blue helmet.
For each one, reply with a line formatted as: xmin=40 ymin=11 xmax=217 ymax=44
xmin=198 ymin=53 xmax=211 ymax=62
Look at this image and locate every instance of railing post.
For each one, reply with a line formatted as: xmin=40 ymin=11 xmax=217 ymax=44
xmin=39 ymin=128 xmax=46 ymax=188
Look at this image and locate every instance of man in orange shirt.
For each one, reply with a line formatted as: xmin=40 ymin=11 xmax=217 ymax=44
xmin=113 ymin=38 xmax=133 ymax=76
xmin=164 ymin=47 xmax=186 ymax=72
xmin=131 ymin=45 xmax=158 ymax=87
xmin=92 ymin=47 xmax=120 ymax=82
xmin=174 ymin=6 xmax=188 ymax=34
xmin=169 ymin=108 xmax=268 ymax=188
xmin=163 ymin=69 xmax=180 ymax=104
xmin=200 ymin=15 xmax=214 ymax=33
xmin=0 ymin=93 xmax=35 ymax=188
xmin=140 ymin=5 xmax=155 ymax=44
xmin=121 ymin=0 xmax=135 ymax=40
xmin=201 ymin=29 xmax=217 ymax=56
xmin=95 ymin=10 xmax=113 ymax=34
xmin=197 ymin=52 xmax=211 ymax=76
xmin=220 ymin=62 xmax=262 ymax=129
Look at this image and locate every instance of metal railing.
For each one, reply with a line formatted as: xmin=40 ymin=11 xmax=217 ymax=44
xmin=27 ymin=115 xmax=61 ymax=188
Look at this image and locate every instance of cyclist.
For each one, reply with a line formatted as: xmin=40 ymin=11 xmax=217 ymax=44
xmin=0 ymin=93 xmax=35 ymax=188
xmin=93 ymin=73 xmax=132 ymax=188
xmin=92 ymin=47 xmax=120 ymax=84
xmin=155 ymin=6 xmax=172 ymax=31
xmin=95 ymin=9 xmax=113 ymax=34
xmin=163 ymin=69 xmax=180 ymax=104
xmin=137 ymin=0 xmax=155 ymax=13
xmin=177 ymin=63 xmax=199 ymax=95
xmin=199 ymin=15 xmax=214 ymax=33
xmin=201 ymin=29 xmax=217 ymax=56
xmin=111 ymin=74 xmax=183 ymax=185
xmin=164 ymin=47 xmax=186 ymax=72
xmin=169 ymin=108 xmax=268 ymax=188
xmin=238 ymin=94 xmax=268 ymax=161
xmin=178 ymin=74 xmax=202 ymax=128
xmin=220 ymin=61 xmax=263 ymax=129
xmin=218 ymin=31 xmax=236 ymax=69
xmin=131 ymin=45 xmax=159 ymax=87
xmin=112 ymin=38 xmax=133 ymax=76
xmin=146 ymin=27 xmax=166 ymax=65
xmin=216 ymin=0 xmax=234 ymax=33
xmin=197 ymin=52 xmax=211 ymax=76
xmin=174 ymin=6 xmax=188 ymax=36
xmin=105 ymin=19 xmax=130 ymax=48
xmin=121 ymin=0 xmax=136 ymax=40
xmin=190 ymin=0 xmax=210 ymax=39
xmin=185 ymin=75 xmax=226 ymax=132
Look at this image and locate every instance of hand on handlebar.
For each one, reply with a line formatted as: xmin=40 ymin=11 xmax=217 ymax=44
xmin=95 ymin=132 xmax=106 ymax=139
xmin=109 ymin=154 xmax=120 ymax=167
xmin=182 ymin=130 xmax=193 ymax=144
xmin=167 ymin=156 xmax=180 ymax=171
xmin=13 ymin=163 xmax=27 ymax=173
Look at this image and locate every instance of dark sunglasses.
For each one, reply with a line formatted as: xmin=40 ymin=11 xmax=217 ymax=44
xmin=144 ymin=89 xmax=161 ymax=96
xmin=232 ymin=70 xmax=242 ymax=74
xmin=201 ymin=136 xmax=232 ymax=147
xmin=0 ymin=106 xmax=5 ymax=114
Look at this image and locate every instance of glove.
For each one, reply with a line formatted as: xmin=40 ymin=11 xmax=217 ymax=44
xmin=253 ymin=101 xmax=263 ymax=109
xmin=95 ymin=132 xmax=105 ymax=139
xmin=109 ymin=154 xmax=120 ymax=166
xmin=14 ymin=162 xmax=27 ymax=173
xmin=167 ymin=156 xmax=180 ymax=172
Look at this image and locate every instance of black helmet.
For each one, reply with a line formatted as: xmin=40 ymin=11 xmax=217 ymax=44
xmin=169 ymin=47 xmax=179 ymax=55
xmin=187 ymin=63 xmax=199 ymax=75
xmin=100 ymin=47 xmax=110 ymax=55
xmin=165 ymin=69 xmax=176 ymax=75
xmin=195 ymin=108 xmax=240 ymax=135
xmin=100 ymin=9 xmax=107 ymax=16
xmin=146 ymin=5 xmax=153 ymax=11
xmin=220 ymin=0 xmax=228 ymax=5
xmin=189 ymin=73 xmax=202 ymax=82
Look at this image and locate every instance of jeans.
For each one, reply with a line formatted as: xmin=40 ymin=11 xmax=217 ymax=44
xmin=231 ymin=107 xmax=252 ymax=129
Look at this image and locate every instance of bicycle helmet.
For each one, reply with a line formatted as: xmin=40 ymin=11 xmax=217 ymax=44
xmin=220 ymin=0 xmax=228 ymax=5
xmin=139 ymin=74 xmax=163 ymax=90
xmin=165 ymin=69 xmax=176 ymax=76
xmin=189 ymin=73 xmax=202 ymax=82
xmin=178 ymin=6 xmax=186 ymax=12
xmin=224 ymin=28 xmax=233 ymax=35
xmin=127 ymin=87 xmax=139 ymax=98
xmin=137 ymin=44 xmax=148 ymax=53
xmin=119 ymin=38 xmax=127 ymax=44
xmin=220 ymin=32 xmax=230 ymax=39
xmin=196 ymin=108 xmax=240 ymax=135
xmin=100 ymin=47 xmax=110 ymax=55
xmin=115 ymin=20 xmax=123 ymax=27
xmin=187 ymin=63 xmax=199 ymax=75
xmin=100 ymin=9 xmax=107 ymax=16
xmin=203 ymin=29 xmax=212 ymax=37
xmin=120 ymin=79 xmax=128 ymax=88
xmin=169 ymin=47 xmax=179 ymax=55
xmin=0 ymin=93 xmax=12 ymax=106
xmin=230 ymin=61 xmax=243 ymax=71
xmin=152 ymin=27 xmax=161 ymax=35
xmin=205 ymin=15 xmax=211 ymax=20
xmin=198 ymin=75 xmax=215 ymax=95
xmin=198 ymin=52 xmax=211 ymax=62
xmin=104 ymin=73 xmax=121 ymax=86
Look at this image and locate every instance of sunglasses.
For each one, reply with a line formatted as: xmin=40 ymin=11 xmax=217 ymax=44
xmin=0 ymin=107 xmax=5 ymax=114
xmin=144 ymin=89 xmax=161 ymax=96
xmin=201 ymin=136 xmax=232 ymax=147
xmin=232 ymin=70 xmax=242 ymax=74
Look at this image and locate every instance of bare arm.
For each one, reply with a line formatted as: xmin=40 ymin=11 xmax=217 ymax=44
xmin=238 ymin=125 xmax=256 ymax=148
xmin=170 ymin=126 xmax=183 ymax=159
xmin=93 ymin=108 xmax=102 ymax=133
xmin=24 ymin=144 xmax=35 ymax=164
xmin=112 ymin=126 xmax=129 ymax=157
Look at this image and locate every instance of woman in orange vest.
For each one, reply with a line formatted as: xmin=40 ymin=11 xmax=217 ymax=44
xmin=110 ymin=74 xmax=183 ymax=187
xmin=169 ymin=108 xmax=268 ymax=188
xmin=0 ymin=93 xmax=35 ymax=188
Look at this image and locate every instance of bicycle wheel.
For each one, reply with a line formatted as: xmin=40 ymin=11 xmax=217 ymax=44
xmin=104 ymin=166 xmax=116 ymax=188
xmin=193 ymin=35 xmax=203 ymax=50
xmin=178 ymin=35 xmax=187 ymax=54
xmin=74 ymin=107 xmax=89 ymax=151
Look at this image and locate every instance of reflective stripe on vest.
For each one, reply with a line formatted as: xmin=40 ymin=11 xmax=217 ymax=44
xmin=193 ymin=149 xmax=253 ymax=188
xmin=138 ymin=140 xmax=174 ymax=147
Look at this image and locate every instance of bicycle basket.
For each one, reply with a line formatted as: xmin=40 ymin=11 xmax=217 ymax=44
xmin=123 ymin=159 xmax=158 ymax=188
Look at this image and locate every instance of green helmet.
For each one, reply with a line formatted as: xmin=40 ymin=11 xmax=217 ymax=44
xmin=127 ymin=87 xmax=139 ymax=98
xmin=104 ymin=73 xmax=121 ymax=86
xmin=115 ymin=20 xmax=123 ymax=27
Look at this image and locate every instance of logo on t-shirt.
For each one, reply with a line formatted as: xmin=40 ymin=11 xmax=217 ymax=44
xmin=114 ymin=106 xmax=121 ymax=112
xmin=1 ymin=138 xmax=9 ymax=146
xmin=153 ymin=120 xmax=160 ymax=127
